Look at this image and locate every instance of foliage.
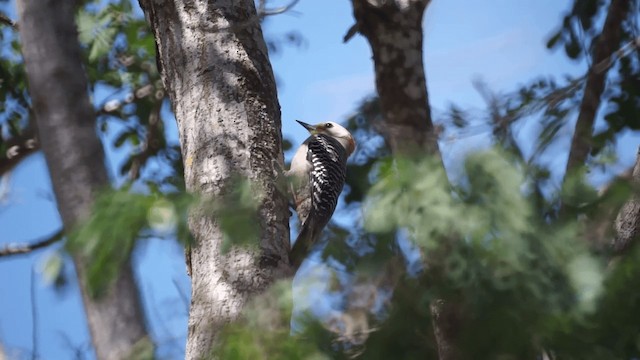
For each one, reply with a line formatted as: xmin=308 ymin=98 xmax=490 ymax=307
xmin=219 ymin=147 xmax=640 ymax=358
xmin=0 ymin=5 xmax=31 ymax=170
xmin=2 ymin=0 xmax=640 ymax=358
xmin=56 ymin=176 xmax=262 ymax=298
xmin=546 ymin=0 xmax=640 ymax=151
xmin=64 ymin=187 xmax=194 ymax=297
xmin=216 ymin=1 xmax=640 ymax=358
xmin=216 ymin=281 xmax=332 ymax=360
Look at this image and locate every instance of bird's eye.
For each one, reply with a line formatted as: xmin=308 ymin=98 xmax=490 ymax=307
xmin=325 ymin=123 xmax=333 ymax=128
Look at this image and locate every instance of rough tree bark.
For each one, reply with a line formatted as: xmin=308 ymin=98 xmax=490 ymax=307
xmin=350 ymin=0 xmax=439 ymax=157
xmin=17 ymin=0 xmax=148 ymax=359
xmin=564 ymin=0 xmax=631 ymax=175
xmin=349 ymin=1 xmax=458 ymax=359
xmin=138 ymin=0 xmax=291 ymax=358
xmin=613 ymin=148 xmax=640 ymax=252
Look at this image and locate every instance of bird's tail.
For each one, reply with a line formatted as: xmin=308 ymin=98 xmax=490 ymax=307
xmin=289 ymin=217 xmax=318 ymax=269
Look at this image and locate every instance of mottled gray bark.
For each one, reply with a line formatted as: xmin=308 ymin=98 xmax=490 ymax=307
xmin=613 ymin=148 xmax=640 ymax=252
xmin=351 ymin=0 xmax=438 ymax=157
xmin=138 ymin=0 xmax=291 ymax=358
xmin=349 ymin=1 xmax=458 ymax=359
xmin=564 ymin=0 xmax=630 ymax=175
xmin=17 ymin=0 xmax=148 ymax=359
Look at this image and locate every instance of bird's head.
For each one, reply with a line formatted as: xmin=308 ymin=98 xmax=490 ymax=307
xmin=296 ymin=120 xmax=356 ymax=156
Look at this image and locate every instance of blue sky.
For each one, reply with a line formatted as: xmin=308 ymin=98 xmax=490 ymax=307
xmin=2 ymin=0 xmax=637 ymax=359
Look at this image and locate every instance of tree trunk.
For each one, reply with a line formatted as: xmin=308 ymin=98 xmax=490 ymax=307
xmin=564 ymin=0 xmax=631 ymax=175
xmin=17 ymin=1 xmax=148 ymax=359
xmin=349 ymin=1 xmax=458 ymax=359
xmin=613 ymin=148 xmax=640 ymax=252
xmin=138 ymin=0 xmax=291 ymax=358
xmin=351 ymin=0 xmax=439 ymax=157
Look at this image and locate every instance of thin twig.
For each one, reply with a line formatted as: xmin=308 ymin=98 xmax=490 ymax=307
xmin=258 ymin=0 xmax=300 ymax=16
xmin=0 ymin=172 xmax=10 ymax=205
xmin=203 ymin=0 xmax=300 ymax=33
xmin=128 ymin=104 xmax=163 ymax=181
xmin=30 ymin=265 xmax=38 ymax=360
xmin=593 ymin=36 xmax=640 ymax=73
xmin=0 ymin=229 xmax=64 ymax=258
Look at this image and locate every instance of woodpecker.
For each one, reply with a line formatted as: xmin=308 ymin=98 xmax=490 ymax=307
xmin=286 ymin=120 xmax=356 ymax=268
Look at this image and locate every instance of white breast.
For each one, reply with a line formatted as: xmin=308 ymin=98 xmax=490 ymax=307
xmin=286 ymin=142 xmax=312 ymax=180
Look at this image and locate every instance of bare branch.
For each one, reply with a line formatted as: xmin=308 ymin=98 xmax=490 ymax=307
xmin=202 ymin=0 xmax=300 ymax=33
xmin=258 ymin=0 xmax=300 ymax=16
xmin=343 ymin=23 xmax=359 ymax=43
xmin=593 ymin=36 xmax=640 ymax=74
xmin=0 ymin=229 xmax=64 ymax=258
xmin=0 ymin=12 xmax=17 ymax=29
xmin=0 ymin=131 xmax=39 ymax=177
xmin=30 ymin=265 xmax=38 ymax=360
xmin=127 ymin=104 xmax=163 ymax=181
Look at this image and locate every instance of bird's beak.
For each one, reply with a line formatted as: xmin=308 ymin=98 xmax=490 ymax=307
xmin=296 ymin=120 xmax=316 ymax=134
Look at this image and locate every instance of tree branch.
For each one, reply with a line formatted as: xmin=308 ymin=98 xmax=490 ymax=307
xmin=0 ymin=131 xmax=39 ymax=176
xmin=0 ymin=229 xmax=64 ymax=257
xmin=198 ymin=0 xmax=300 ymax=33
xmin=0 ymin=12 xmax=17 ymax=29
xmin=127 ymin=103 xmax=163 ymax=181
xmin=30 ymin=265 xmax=38 ymax=360
xmin=564 ymin=0 xmax=631 ymax=176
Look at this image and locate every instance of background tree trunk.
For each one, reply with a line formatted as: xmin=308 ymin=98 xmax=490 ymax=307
xmin=564 ymin=0 xmax=630 ymax=175
xmin=349 ymin=1 xmax=458 ymax=359
xmin=351 ymin=0 xmax=438 ymax=157
xmin=17 ymin=0 xmax=148 ymax=359
xmin=138 ymin=0 xmax=291 ymax=358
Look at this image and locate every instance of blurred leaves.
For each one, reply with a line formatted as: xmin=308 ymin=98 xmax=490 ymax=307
xmin=224 ymin=147 xmax=637 ymax=358
xmin=66 ymin=187 xmax=194 ymax=297
xmin=0 ymin=8 xmax=32 ymax=174
xmin=216 ymin=281 xmax=331 ymax=360
xmin=217 ymin=178 xmax=262 ymax=254
xmin=65 ymin=176 xmax=263 ymax=298
xmin=2 ymin=0 xmax=640 ymax=358
xmin=76 ymin=5 xmax=120 ymax=62
xmin=546 ymin=0 xmax=640 ymax=154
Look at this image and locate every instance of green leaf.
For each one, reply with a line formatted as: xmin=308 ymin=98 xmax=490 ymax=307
xmin=41 ymin=252 xmax=64 ymax=285
xmin=218 ymin=178 xmax=262 ymax=254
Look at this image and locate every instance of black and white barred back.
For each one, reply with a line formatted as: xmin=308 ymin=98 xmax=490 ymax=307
xmin=306 ymin=133 xmax=348 ymax=227
xmin=289 ymin=133 xmax=348 ymax=267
